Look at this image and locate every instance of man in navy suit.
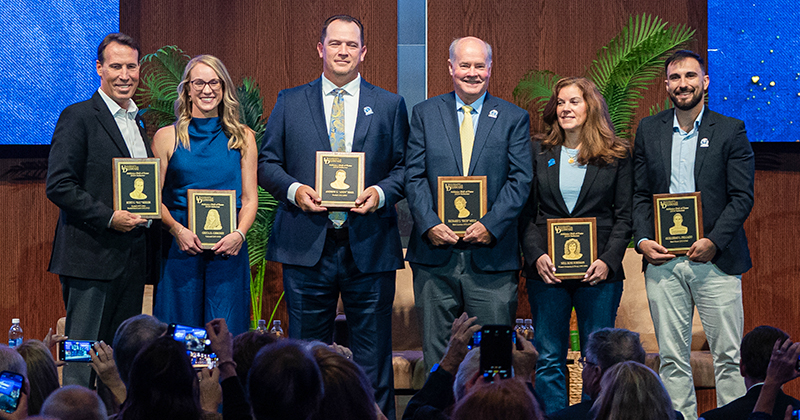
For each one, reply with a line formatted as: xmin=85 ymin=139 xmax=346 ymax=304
xmin=258 ymin=15 xmax=408 ymax=418
xmin=633 ymin=50 xmax=755 ymax=420
xmin=405 ymin=36 xmax=533 ymax=371
xmin=47 ymin=33 xmax=155 ymax=387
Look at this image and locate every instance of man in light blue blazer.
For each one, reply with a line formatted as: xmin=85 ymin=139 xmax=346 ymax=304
xmin=257 ymin=15 xmax=408 ymax=419
xmin=405 ymin=36 xmax=533 ymax=371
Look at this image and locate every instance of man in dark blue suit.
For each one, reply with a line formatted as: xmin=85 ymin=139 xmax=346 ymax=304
xmin=633 ymin=50 xmax=755 ymax=420
xmin=405 ymin=36 xmax=533 ymax=371
xmin=257 ymin=15 xmax=408 ymax=419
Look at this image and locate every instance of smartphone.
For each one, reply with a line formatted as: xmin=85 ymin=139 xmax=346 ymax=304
xmin=479 ymin=325 xmax=513 ymax=381
xmin=0 ymin=371 xmax=24 ymax=413
xmin=58 ymin=339 xmax=95 ymax=363
xmin=792 ymin=410 xmax=799 ymax=420
xmin=167 ymin=323 xmax=212 ymax=354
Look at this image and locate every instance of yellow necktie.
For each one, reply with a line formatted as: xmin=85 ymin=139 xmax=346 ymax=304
xmin=460 ymin=105 xmax=474 ymax=175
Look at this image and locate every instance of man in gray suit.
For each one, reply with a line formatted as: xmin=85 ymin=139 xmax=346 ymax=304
xmin=47 ymin=33 xmax=154 ymax=387
xmin=633 ymin=50 xmax=754 ymax=420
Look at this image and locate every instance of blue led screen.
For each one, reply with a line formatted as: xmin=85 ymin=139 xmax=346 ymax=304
xmin=0 ymin=1 xmax=118 ymax=145
xmin=708 ymin=0 xmax=800 ymax=142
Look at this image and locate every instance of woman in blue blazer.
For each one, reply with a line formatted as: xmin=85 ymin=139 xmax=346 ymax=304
xmin=520 ymin=77 xmax=632 ymax=413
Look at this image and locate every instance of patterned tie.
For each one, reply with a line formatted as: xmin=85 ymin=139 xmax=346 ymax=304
xmin=460 ymin=105 xmax=475 ymax=175
xmin=328 ymin=88 xmax=347 ymax=228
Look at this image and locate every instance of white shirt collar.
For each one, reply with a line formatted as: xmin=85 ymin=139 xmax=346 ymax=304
xmin=97 ymin=88 xmax=139 ymax=117
xmin=321 ymin=74 xmax=362 ymax=97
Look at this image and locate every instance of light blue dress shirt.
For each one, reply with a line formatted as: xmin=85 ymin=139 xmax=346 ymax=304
xmin=669 ymin=107 xmax=705 ymax=194
xmin=559 ymin=146 xmax=587 ymax=213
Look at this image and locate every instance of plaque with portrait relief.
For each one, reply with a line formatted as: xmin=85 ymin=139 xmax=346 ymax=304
xmin=112 ymin=158 xmax=161 ymax=219
xmin=653 ymin=192 xmax=703 ymax=255
xmin=187 ymin=189 xmax=237 ymax=250
xmin=315 ymin=151 xmax=365 ymax=208
xmin=437 ymin=176 xmax=487 ymax=237
xmin=547 ymin=217 xmax=598 ymax=279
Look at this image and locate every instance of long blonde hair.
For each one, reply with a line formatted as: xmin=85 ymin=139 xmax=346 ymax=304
xmin=174 ymin=55 xmax=249 ymax=154
xmin=540 ymin=77 xmax=629 ymax=166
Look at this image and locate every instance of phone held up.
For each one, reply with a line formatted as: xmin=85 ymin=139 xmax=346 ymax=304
xmin=58 ymin=339 xmax=96 ymax=363
xmin=0 ymin=371 xmax=24 ymax=413
xmin=478 ymin=325 xmax=514 ymax=382
xmin=166 ymin=323 xmax=218 ymax=369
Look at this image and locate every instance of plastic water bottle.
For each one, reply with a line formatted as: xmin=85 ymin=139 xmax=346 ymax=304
xmin=514 ymin=318 xmax=524 ymax=336
xmin=255 ymin=319 xmax=268 ymax=334
xmin=8 ymin=319 xmax=23 ymax=348
xmin=523 ymin=319 xmax=535 ymax=341
xmin=269 ymin=320 xmax=284 ymax=338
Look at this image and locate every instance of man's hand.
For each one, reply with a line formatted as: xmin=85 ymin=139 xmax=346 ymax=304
xmin=351 ymin=186 xmax=380 ymax=214
xmin=198 ymin=367 xmax=222 ymax=413
xmin=764 ymin=339 xmax=800 ymax=387
xmin=88 ymin=341 xmax=126 ymax=405
xmin=440 ymin=312 xmax=481 ymax=374
xmin=639 ymin=240 xmax=676 ymax=265
xmin=535 ymin=254 xmax=559 ymax=284
xmin=294 ymin=185 xmax=327 ymax=212
xmin=110 ymin=210 xmax=148 ymax=232
xmin=583 ymin=259 xmax=609 ymax=285
xmin=42 ymin=328 xmax=67 ymax=367
xmin=687 ymin=238 xmax=717 ymax=263
xmin=513 ymin=331 xmax=539 ymax=384
xmin=426 ymin=223 xmax=459 ymax=246
xmin=463 ymin=221 xmax=491 ymax=244
xmin=206 ymin=318 xmax=236 ymax=380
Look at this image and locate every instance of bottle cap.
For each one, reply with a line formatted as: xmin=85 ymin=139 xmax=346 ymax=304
xmin=515 ymin=318 xmax=523 ymax=323
xmin=273 ymin=320 xmax=281 ymax=325
xmin=11 ymin=318 xmax=19 ymax=324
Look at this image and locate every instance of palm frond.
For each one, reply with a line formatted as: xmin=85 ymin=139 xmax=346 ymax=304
xmin=136 ymin=46 xmax=190 ymax=128
xmin=649 ymin=98 xmax=673 ymax=116
xmin=236 ymin=78 xmax=267 ymax=148
xmin=512 ymin=70 xmax=560 ymax=114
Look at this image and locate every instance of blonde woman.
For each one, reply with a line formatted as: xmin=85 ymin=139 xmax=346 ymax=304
xmin=152 ymin=55 xmax=257 ymax=335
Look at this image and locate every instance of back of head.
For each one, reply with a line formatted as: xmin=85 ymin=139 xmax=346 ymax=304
xmin=451 ymin=379 xmax=542 ymax=420
xmin=40 ymin=385 xmax=107 ymax=420
xmin=454 ymin=348 xmax=481 ymax=402
xmin=118 ymin=336 xmax=200 ymax=420
xmin=113 ymin=314 xmax=167 ymax=386
xmin=17 ymin=340 xmax=59 ymax=415
xmin=0 ymin=344 xmax=27 ymax=377
xmin=591 ymin=361 xmax=675 ymax=420
xmin=586 ymin=328 xmax=646 ymax=371
xmin=311 ymin=347 xmax=375 ymax=420
xmin=232 ymin=331 xmax=277 ymax=386
xmin=741 ymin=325 xmax=789 ymax=381
xmin=248 ymin=340 xmax=323 ymax=420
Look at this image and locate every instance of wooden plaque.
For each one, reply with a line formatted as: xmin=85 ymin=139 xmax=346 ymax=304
xmin=112 ymin=158 xmax=161 ymax=218
xmin=547 ymin=217 xmax=598 ymax=279
xmin=315 ymin=151 xmax=365 ymax=208
xmin=187 ymin=189 xmax=237 ymax=250
xmin=653 ymin=192 xmax=703 ymax=255
xmin=437 ymin=176 xmax=488 ymax=237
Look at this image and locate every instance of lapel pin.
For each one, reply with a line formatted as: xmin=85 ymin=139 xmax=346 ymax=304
xmin=488 ymin=109 xmax=498 ymax=119
xmin=548 ymin=158 xmax=556 ymax=167
xmin=363 ymin=106 xmax=373 ymax=116
xmin=700 ymin=137 xmax=709 ymax=148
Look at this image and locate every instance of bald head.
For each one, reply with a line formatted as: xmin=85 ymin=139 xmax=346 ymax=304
xmin=448 ymin=36 xmax=493 ymax=104
xmin=40 ymin=385 xmax=107 ymax=420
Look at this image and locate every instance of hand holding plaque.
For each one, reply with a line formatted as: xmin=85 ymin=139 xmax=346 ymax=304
xmin=188 ymin=189 xmax=237 ymax=250
xmin=653 ymin=192 xmax=703 ymax=255
xmin=437 ymin=176 xmax=487 ymax=237
xmin=113 ymin=158 xmax=161 ymax=219
xmin=315 ymin=151 xmax=365 ymax=208
xmin=547 ymin=218 xmax=597 ymax=279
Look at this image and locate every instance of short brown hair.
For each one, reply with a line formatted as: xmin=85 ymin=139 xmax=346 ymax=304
xmin=97 ymin=32 xmax=140 ymax=64
xmin=320 ymin=15 xmax=364 ymax=45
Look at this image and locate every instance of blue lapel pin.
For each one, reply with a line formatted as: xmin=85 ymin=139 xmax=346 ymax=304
xmin=488 ymin=109 xmax=498 ymax=119
xmin=700 ymin=137 xmax=709 ymax=148
xmin=363 ymin=106 xmax=373 ymax=116
xmin=548 ymin=158 xmax=556 ymax=167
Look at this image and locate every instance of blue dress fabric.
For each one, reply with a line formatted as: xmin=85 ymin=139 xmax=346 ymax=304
xmin=155 ymin=117 xmax=251 ymax=336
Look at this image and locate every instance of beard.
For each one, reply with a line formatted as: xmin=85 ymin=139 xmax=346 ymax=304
xmin=670 ymin=87 xmax=704 ymax=111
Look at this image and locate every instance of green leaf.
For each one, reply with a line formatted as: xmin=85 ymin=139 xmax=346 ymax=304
xmin=513 ymin=70 xmax=560 ymax=114
xmin=136 ymin=46 xmax=190 ymax=128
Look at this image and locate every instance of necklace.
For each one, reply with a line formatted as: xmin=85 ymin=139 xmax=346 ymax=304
xmin=564 ymin=147 xmax=579 ymax=164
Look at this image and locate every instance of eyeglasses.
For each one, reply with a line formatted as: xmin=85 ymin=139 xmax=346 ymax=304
xmin=190 ymin=79 xmax=222 ymax=90
xmin=577 ymin=356 xmax=597 ymax=369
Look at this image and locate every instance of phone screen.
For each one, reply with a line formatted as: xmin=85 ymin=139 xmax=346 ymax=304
xmin=59 ymin=340 xmax=95 ymax=362
xmin=168 ymin=324 xmax=211 ymax=353
xmin=0 ymin=371 xmax=23 ymax=413
xmin=479 ymin=325 xmax=513 ymax=381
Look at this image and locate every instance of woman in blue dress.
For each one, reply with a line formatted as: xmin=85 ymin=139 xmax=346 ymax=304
xmin=152 ymin=55 xmax=257 ymax=336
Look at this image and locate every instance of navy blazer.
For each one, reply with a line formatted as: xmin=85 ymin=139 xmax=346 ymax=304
xmin=258 ymin=78 xmax=408 ymax=273
xmin=520 ymin=141 xmax=633 ymax=282
xmin=405 ymin=92 xmax=533 ymax=271
xmin=46 ymin=91 xmax=154 ymax=281
xmin=632 ymin=108 xmax=755 ymax=275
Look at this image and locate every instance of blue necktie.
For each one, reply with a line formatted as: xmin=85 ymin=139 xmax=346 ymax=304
xmin=328 ymin=88 xmax=347 ymax=229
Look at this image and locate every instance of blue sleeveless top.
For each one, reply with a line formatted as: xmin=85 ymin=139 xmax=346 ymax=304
xmin=162 ymin=117 xmax=243 ymax=210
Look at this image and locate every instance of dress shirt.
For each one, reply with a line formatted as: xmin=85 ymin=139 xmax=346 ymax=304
xmin=455 ymin=92 xmax=486 ymax=133
xmin=669 ymin=106 xmax=705 ymax=194
xmin=559 ymin=146 xmax=587 ymax=213
xmin=97 ymin=88 xmax=148 ymax=158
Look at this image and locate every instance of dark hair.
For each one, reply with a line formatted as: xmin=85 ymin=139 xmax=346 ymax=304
xmin=97 ymin=33 xmax=141 ymax=64
xmin=592 ymin=361 xmax=674 ymax=420
xmin=320 ymin=15 xmax=364 ymax=46
xmin=248 ymin=340 xmax=323 ymax=420
xmin=17 ymin=340 xmax=59 ymax=416
xmin=40 ymin=385 xmax=108 ymax=420
xmin=113 ymin=314 xmax=167 ymax=386
xmin=741 ymin=325 xmax=789 ymax=381
xmin=664 ymin=50 xmax=705 ymax=75
xmin=311 ymin=347 xmax=376 ymax=420
xmin=451 ymin=379 xmax=543 ymax=420
xmin=585 ymin=328 xmax=646 ymax=372
xmin=232 ymin=331 xmax=277 ymax=387
xmin=117 ymin=336 xmax=201 ymax=420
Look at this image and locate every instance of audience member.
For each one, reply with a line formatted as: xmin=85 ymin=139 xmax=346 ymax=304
xmin=232 ymin=331 xmax=277 ymax=387
xmin=116 ymin=336 xmax=202 ymax=420
xmin=39 ymin=385 xmax=107 ymax=420
xmin=311 ymin=347 xmax=384 ymax=420
xmin=206 ymin=318 xmax=250 ymax=420
xmin=0 ymin=345 xmax=30 ymax=420
xmin=111 ymin=314 xmax=167 ymax=386
xmin=701 ymin=326 xmax=800 ymax=420
xmin=248 ymin=340 xmax=323 ymax=420
xmin=451 ymin=378 xmax=543 ymax=420
xmin=591 ymin=361 xmax=676 ymax=420
xmin=748 ymin=337 xmax=800 ymax=420
xmin=16 ymin=341 xmax=59 ymax=416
